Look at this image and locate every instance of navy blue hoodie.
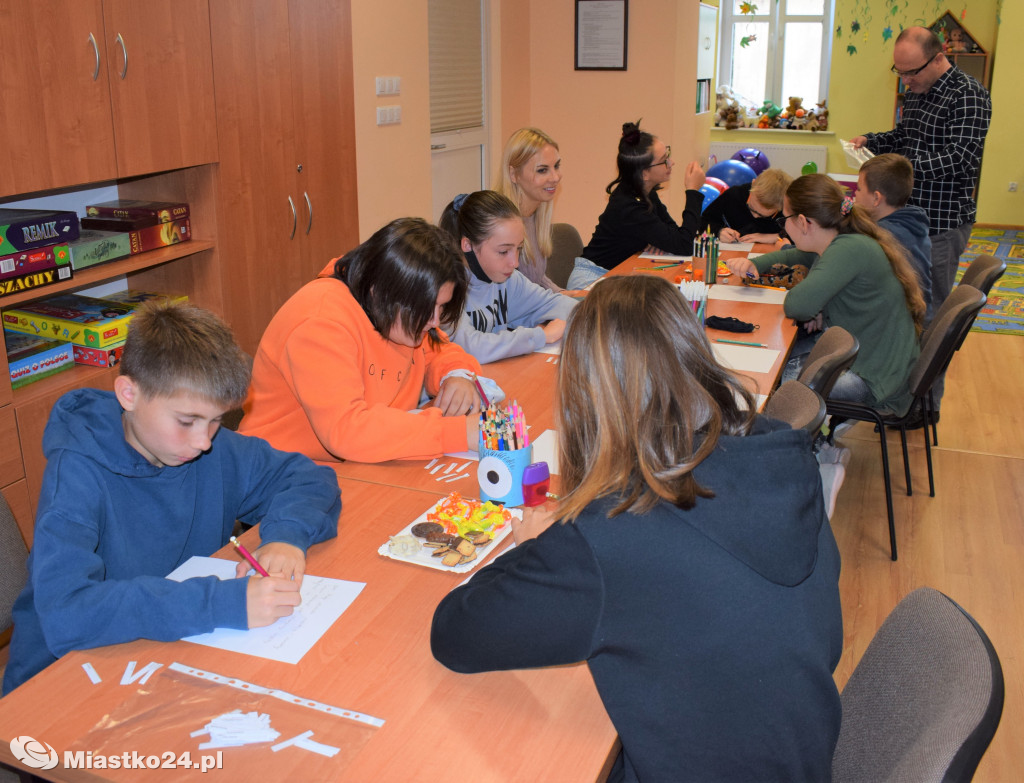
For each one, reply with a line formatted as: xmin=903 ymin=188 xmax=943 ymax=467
xmin=879 ymin=205 xmax=934 ymax=319
xmin=432 ymin=417 xmax=842 ymax=782
xmin=3 ymin=389 xmax=340 ymax=693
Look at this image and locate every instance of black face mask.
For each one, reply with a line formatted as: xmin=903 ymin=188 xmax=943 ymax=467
xmin=463 ymin=248 xmax=491 ymax=284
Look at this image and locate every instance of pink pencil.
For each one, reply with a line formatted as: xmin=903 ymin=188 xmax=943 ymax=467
xmin=230 ymin=536 xmax=270 ymax=577
xmin=471 ymin=373 xmax=490 ymax=407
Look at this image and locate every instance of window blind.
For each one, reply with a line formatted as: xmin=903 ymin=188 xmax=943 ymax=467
xmin=428 ymin=0 xmax=483 ymax=134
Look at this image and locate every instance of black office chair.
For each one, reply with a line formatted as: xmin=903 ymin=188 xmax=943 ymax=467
xmin=832 ymin=587 xmax=1003 ymax=783
xmin=547 ymin=223 xmax=584 ymax=289
xmin=825 ymin=285 xmax=986 ymax=560
xmin=798 ymin=326 xmax=860 ymax=400
xmin=763 ymin=380 xmax=826 ymax=435
xmin=0 ymin=494 xmax=29 ymax=646
xmin=958 ymin=254 xmax=1006 ymax=298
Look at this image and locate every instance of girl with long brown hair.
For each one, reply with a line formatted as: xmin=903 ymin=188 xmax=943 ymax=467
xmin=432 ymin=275 xmax=843 ymax=782
xmin=728 ymin=173 xmax=924 ymax=415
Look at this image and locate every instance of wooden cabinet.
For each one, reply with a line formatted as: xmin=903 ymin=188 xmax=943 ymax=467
xmin=0 ymin=0 xmax=216 ymax=196
xmin=0 ymin=0 xmax=359 ymax=545
xmin=0 ymin=1 xmax=117 ymax=195
xmin=209 ymin=0 xmax=359 ymax=354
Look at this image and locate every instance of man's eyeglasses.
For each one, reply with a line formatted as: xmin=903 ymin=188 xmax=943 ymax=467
xmin=646 ymin=146 xmax=671 ymax=168
xmin=890 ymin=53 xmax=937 ymax=78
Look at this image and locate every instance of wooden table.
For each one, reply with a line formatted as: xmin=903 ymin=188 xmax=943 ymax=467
xmin=0 ymin=243 xmax=791 ymax=782
xmin=0 ymin=478 xmax=617 ymax=781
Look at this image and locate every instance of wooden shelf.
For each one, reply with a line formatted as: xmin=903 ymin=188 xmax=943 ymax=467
xmin=0 ymin=238 xmax=213 ymax=309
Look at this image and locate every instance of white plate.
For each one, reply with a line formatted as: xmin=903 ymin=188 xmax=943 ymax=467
xmin=377 ymin=499 xmax=519 ymax=574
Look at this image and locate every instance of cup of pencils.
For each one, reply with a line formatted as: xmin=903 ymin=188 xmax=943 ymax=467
xmin=678 ymin=279 xmax=709 ymax=328
xmin=695 ymin=232 xmax=719 ymax=284
xmin=477 ymin=402 xmax=532 ymax=507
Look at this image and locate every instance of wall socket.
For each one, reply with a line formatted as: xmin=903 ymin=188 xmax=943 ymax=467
xmin=1009 ymin=182 xmax=1019 ymax=192
xmin=376 ymin=105 xmax=401 ymax=126
xmin=375 ymin=76 xmax=401 ymax=96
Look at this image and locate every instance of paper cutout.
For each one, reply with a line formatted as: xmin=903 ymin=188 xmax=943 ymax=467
xmin=271 ymin=730 xmax=340 ymax=758
xmin=191 ymin=710 xmax=280 ymax=749
xmin=121 ymin=661 xmax=162 ymax=685
xmin=168 ymin=662 xmax=385 ymax=727
xmin=82 ymin=662 xmax=102 ymax=684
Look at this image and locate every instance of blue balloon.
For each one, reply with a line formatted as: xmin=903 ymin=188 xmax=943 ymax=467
xmin=706 ymin=159 xmax=758 ymax=187
xmin=699 ymin=184 xmax=722 ymax=212
xmin=731 ymin=147 xmax=771 ymax=175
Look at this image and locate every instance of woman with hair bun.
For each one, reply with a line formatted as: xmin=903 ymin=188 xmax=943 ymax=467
xmin=727 ymin=173 xmax=925 ymax=414
xmin=581 ymin=120 xmax=707 ymax=270
xmin=496 ymin=127 xmax=564 ymax=292
xmin=432 ymin=274 xmax=843 ymax=783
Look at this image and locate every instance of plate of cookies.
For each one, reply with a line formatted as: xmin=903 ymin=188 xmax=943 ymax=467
xmin=378 ymin=491 xmax=520 ymax=573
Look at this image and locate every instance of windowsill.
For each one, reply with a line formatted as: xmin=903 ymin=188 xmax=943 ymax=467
xmin=711 ymin=127 xmax=836 ymax=137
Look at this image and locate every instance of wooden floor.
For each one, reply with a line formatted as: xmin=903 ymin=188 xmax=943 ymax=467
xmin=831 ymin=330 xmax=1024 ymax=782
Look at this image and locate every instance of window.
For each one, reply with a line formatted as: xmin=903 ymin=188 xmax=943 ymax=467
xmin=717 ymin=0 xmax=834 ymax=109
xmin=428 ymin=0 xmax=484 ymax=134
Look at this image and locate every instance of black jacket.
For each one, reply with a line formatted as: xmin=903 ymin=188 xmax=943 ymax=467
xmin=432 ymin=416 xmax=843 ymax=783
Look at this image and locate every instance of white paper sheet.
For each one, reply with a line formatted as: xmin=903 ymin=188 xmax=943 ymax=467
xmin=707 ymin=285 xmax=788 ymax=306
xmin=711 ymin=344 xmax=781 ymax=374
xmin=530 ymin=429 xmax=560 ymax=476
xmin=638 ymin=252 xmax=691 ymax=261
xmin=534 ymin=338 xmax=562 ymax=355
xmin=166 ymin=557 xmax=365 ymax=664
xmin=718 ymin=242 xmax=754 ymax=252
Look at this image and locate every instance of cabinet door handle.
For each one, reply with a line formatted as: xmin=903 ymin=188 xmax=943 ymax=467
xmin=431 ymin=144 xmax=447 ymax=150
xmin=288 ymin=196 xmax=297 ymax=240
xmin=304 ymin=192 xmax=313 ymax=235
xmin=88 ymin=33 xmax=100 ymax=80
xmin=115 ymin=33 xmax=127 ymax=79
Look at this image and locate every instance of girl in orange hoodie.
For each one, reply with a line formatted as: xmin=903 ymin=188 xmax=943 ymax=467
xmin=240 ymin=218 xmax=485 ymax=463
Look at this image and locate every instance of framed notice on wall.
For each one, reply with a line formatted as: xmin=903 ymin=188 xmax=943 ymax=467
xmin=575 ymin=0 xmax=628 ymax=71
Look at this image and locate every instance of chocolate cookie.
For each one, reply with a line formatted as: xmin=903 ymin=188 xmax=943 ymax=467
xmin=411 ymin=521 xmax=444 ymax=538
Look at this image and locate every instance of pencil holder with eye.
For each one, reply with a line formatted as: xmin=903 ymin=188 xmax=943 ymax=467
xmin=477 ymin=438 xmax=533 ymax=507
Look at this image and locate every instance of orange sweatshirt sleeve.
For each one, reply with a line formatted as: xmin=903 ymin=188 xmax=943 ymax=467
xmin=281 ymin=315 xmax=474 ymax=463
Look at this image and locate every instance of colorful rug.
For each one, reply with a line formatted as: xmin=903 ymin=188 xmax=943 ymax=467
xmin=957 ymin=227 xmax=1024 ymax=336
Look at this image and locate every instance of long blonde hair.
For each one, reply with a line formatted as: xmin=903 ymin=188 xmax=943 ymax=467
xmin=496 ymin=127 xmax=559 ymax=260
xmin=555 ymin=275 xmax=754 ymax=523
xmin=787 ymin=174 xmax=926 ymax=332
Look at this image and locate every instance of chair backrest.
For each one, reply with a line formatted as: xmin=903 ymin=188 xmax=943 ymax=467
xmin=958 ymin=254 xmax=1006 ymax=297
xmin=798 ymin=326 xmax=860 ymax=399
xmin=763 ymin=380 xmax=826 ymax=434
xmin=832 ymin=587 xmax=1004 ymax=783
xmin=547 ymin=223 xmax=584 ymax=289
xmin=909 ymin=285 xmax=986 ymax=397
xmin=0 ymin=494 xmax=29 ymax=638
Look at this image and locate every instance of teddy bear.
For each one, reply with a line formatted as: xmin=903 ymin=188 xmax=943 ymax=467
xmin=811 ymin=101 xmax=829 ymax=132
xmin=783 ymin=96 xmax=810 ymax=130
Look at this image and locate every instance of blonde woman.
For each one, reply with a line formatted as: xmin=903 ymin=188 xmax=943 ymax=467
xmin=496 ymin=127 xmax=563 ymax=292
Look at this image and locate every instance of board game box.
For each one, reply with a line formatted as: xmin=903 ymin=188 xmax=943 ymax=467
xmin=2 ymin=293 xmax=137 ymax=348
xmin=68 ymin=230 xmax=131 ymax=270
xmin=99 ymin=289 xmax=188 ymax=307
xmin=0 ymin=243 xmax=70 ymax=281
xmin=72 ymin=340 xmax=125 ymax=368
xmin=0 ymin=208 xmax=80 ymax=254
xmin=5 ymin=331 xmax=74 ymax=389
xmin=128 ymin=218 xmax=191 ymax=254
xmin=80 ymin=215 xmax=159 ymax=232
xmin=85 ymin=199 xmax=189 ymax=224
xmin=0 ymin=264 xmax=73 ymax=299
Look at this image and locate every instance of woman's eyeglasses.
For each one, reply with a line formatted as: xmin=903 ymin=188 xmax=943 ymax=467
xmin=646 ymin=146 xmax=671 ymax=168
xmin=775 ymin=213 xmax=798 ymax=229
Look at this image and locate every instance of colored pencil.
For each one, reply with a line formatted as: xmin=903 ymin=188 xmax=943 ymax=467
xmin=230 ymin=536 xmax=270 ymax=577
xmin=714 ymin=338 xmax=768 ymax=348
xmin=471 ymin=373 xmax=490 ymax=407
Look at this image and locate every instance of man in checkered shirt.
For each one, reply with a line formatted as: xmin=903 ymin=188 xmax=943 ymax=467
xmin=852 ymin=25 xmax=991 ymax=306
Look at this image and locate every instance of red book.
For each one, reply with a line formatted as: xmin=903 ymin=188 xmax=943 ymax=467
xmin=85 ymin=199 xmax=190 ymax=224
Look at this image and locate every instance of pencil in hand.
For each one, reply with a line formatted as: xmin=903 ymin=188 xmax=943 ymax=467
xmin=230 ymin=536 xmax=271 ymax=577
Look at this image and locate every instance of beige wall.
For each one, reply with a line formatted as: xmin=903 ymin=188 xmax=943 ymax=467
xmin=351 ymin=0 xmax=1016 ymax=240
xmin=350 ymin=0 xmax=433 ymax=238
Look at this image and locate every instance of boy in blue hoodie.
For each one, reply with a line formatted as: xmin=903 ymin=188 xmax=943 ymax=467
xmin=856 ymin=153 xmax=935 ymax=322
xmin=3 ymin=301 xmax=341 ymax=694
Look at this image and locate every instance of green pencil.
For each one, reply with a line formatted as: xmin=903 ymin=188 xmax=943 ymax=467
xmin=714 ymin=338 xmax=768 ymax=348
